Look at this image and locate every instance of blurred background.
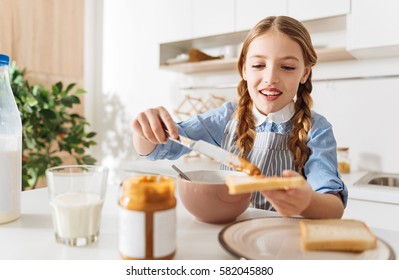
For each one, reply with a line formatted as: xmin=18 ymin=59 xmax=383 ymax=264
xmin=1 ymin=0 xmax=399 ymax=184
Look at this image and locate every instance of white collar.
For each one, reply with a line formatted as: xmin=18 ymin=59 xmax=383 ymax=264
xmin=253 ymin=101 xmax=295 ymax=126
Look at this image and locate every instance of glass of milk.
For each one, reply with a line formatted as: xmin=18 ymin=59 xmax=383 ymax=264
xmin=46 ymin=165 xmax=108 ymax=246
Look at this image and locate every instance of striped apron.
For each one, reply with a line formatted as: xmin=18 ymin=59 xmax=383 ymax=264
xmin=220 ymin=118 xmax=296 ymax=210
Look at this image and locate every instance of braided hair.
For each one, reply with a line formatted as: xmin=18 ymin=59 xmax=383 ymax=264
xmin=236 ymin=16 xmax=317 ymax=174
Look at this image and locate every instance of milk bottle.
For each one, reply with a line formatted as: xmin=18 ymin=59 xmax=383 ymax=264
xmin=0 ymin=54 xmax=22 ymax=224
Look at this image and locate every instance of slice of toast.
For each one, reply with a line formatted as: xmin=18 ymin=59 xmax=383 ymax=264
xmin=299 ymin=219 xmax=377 ymax=252
xmin=225 ymin=175 xmax=305 ymax=194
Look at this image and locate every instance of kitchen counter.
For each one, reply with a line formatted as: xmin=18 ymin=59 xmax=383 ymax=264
xmin=341 ymin=171 xmax=399 ymax=205
xmin=0 ymin=181 xmax=398 ymax=260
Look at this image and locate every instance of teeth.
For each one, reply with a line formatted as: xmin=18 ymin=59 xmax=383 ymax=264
xmin=261 ymin=90 xmax=281 ymax=96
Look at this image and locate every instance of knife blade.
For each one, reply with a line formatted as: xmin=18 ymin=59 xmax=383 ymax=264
xmin=169 ymin=135 xmax=262 ymax=176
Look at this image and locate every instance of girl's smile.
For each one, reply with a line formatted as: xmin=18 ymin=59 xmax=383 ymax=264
xmin=259 ymin=86 xmax=283 ymax=101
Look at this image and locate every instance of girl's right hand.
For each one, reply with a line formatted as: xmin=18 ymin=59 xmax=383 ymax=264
xmin=132 ymin=106 xmax=178 ymax=145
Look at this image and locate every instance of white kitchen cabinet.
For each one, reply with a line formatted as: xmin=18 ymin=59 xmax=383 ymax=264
xmin=288 ymin=0 xmax=350 ymax=22
xmin=347 ymin=0 xmax=399 ymax=58
xmin=156 ymin=0 xmax=192 ymax=43
xmin=191 ymin=0 xmax=235 ymax=38
xmin=158 ymin=0 xmax=236 ymax=42
xmin=159 ymin=30 xmax=248 ymax=73
xmin=343 ymin=198 xmax=399 ymax=232
xmin=235 ymin=0 xmax=287 ymax=32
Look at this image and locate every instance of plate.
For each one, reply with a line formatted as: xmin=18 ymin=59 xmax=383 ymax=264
xmin=219 ymin=217 xmax=395 ymax=260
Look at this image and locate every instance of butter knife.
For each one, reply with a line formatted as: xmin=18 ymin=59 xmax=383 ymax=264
xmin=169 ymin=135 xmax=261 ymax=176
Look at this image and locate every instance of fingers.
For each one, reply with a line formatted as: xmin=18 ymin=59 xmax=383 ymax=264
xmin=158 ymin=108 xmax=178 ymax=139
xmin=132 ymin=106 xmax=177 ymax=144
xmin=281 ymin=170 xmax=305 ymax=188
xmin=265 ymin=189 xmax=304 ymax=216
xmin=261 ymin=176 xmax=312 ymax=217
xmin=262 ymin=190 xmax=297 ymax=216
xmin=262 ymin=189 xmax=297 ymax=207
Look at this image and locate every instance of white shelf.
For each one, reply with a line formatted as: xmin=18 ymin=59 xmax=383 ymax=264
xmin=160 ymin=47 xmax=355 ymax=74
xmin=160 ymin=57 xmax=238 ymax=74
xmin=317 ymin=47 xmax=356 ymax=62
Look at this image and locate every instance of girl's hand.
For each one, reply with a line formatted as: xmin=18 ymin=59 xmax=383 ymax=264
xmin=132 ymin=106 xmax=178 ymax=144
xmin=260 ymin=170 xmax=313 ymax=217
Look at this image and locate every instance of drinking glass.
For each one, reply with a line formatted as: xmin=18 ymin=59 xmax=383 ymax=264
xmin=46 ymin=165 xmax=108 ymax=246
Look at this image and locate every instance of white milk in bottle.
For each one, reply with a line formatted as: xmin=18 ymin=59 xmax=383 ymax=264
xmin=0 ymin=136 xmax=21 ymax=223
xmin=0 ymin=54 xmax=22 ymax=224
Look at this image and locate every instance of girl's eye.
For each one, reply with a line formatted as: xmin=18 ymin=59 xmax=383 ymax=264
xmin=282 ymin=66 xmax=295 ymax=71
xmin=252 ymin=64 xmax=265 ymax=69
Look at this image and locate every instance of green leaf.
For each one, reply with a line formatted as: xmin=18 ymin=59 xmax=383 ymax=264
xmin=75 ymin=88 xmax=86 ymax=94
xmin=74 ymin=147 xmax=85 ymax=154
xmin=82 ymin=140 xmax=97 ymax=148
xmin=88 ymin=140 xmax=97 ymax=146
xmin=61 ymin=95 xmax=81 ymax=107
xmin=66 ymin=83 xmax=76 ymax=93
xmin=86 ymin=132 xmax=97 ymax=138
xmin=26 ymin=96 xmax=38 ymax=106
xmin=40 ymin=109 xmax=57 ymax=119
xmin=23 ymin=103 xmax=33 ymax=113
xmin=53 ymin=82 xmax=63 ymax=93
xmin=80 ymin=155 xmax=97 ymax=165
xmin=32 ymin=85 xmax=43 ymax=96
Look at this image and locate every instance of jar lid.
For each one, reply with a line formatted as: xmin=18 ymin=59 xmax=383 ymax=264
xmin=122 ymin=175 xmax=175 ymax=203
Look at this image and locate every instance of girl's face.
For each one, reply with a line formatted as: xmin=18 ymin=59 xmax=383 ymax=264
xmin=243 ymin=30 xmax=311 ymax=115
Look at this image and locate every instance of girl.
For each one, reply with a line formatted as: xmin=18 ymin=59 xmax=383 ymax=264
xmin=132 ymin=16 xmax=347 ymax=219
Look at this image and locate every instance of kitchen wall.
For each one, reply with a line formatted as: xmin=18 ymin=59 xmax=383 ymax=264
xmin=90 ymin=0 xmax=399 ymax=181
xmin=312 ymin=65 xmax=399 ymax=174
xmin=91 ymin=0 xmax=178 ymax=181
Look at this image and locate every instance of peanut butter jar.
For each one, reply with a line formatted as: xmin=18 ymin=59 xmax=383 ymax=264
xmin=119 ymin=175 xmax=176 ymax=260
xmin=337 ymin=147 xmax=351 ymax=174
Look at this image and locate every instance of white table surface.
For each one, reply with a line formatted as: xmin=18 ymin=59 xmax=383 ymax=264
xmin=1 ymin=184 xmax=398 ymax=260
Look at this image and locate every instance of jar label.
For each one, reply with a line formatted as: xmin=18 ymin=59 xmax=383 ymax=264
xmin=119 ymin=207 xmax=146 ymax=258
xmin=118 ymin=207 xmax=176 ymax=259
xmin=154 ymin=208 xmax=176 ymax=257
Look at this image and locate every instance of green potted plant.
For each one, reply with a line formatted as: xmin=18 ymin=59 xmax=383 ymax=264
xmin=9 ymin=62 xmax=97 ymax=190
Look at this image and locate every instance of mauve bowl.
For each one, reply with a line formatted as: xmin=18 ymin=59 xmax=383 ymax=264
xmin=177 ymin=170 xmax=251 ymax=224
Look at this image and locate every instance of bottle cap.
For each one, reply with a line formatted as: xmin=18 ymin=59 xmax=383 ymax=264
xmin=0 ymin=54 xmax=10 ymax=66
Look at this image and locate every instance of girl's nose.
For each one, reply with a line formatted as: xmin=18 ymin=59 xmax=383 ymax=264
xmin=264 ymin=67 xmax=279 ymax=84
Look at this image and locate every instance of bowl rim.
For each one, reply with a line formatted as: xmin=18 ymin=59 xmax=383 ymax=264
xmin=177 ymin=169 xmax=247 ymax=185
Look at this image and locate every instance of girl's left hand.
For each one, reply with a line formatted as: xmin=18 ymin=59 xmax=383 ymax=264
xmin=260 ymin=170 xmax=313 ymax=217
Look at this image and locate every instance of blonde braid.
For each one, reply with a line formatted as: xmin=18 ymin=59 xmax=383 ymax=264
xmin=235 ymin=80 xmax=256 ymax=159
xmin=288 ymin=74 xmax=314 ymax=174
